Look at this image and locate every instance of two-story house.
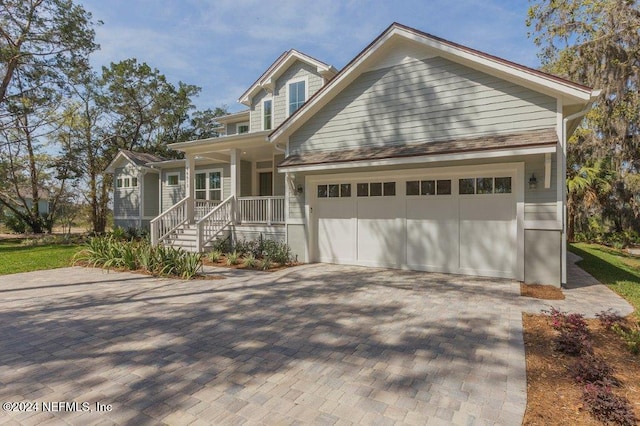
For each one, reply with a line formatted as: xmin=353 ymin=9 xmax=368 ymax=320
xmin=107 ymin=23 xmax=599 ymax=287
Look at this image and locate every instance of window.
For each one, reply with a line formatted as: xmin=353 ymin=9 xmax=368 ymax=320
xmin=357 ymin=183 xmax=368 ymax=197
xmin=167 ymin=174 xmax=179 ymax=186
xmin=370 ymin=183 xmax=382 ymax=196
xmin=195 ymin=170 xmax=222 ymax=201
xmin=116 ymin=178 xmax=123 ymax=188
xmin=437 ymin=180 xmax=452 ymax=195
xmin=459 ymin=178 xmax=475 ymax=194
xmin=288 ymin=79 xmax=306 ymax=115
xmin=383 ymin=182 xmax=396 ymax=196
xmin=406 ymin=181 xmax=419 ymax=196
xmin=318 ymin=183 xmax=351 ymax=198
xmin=476 ymin=177 xmax=493 ymax=194
xmin=131 ymin=177 xmax=138 ymax=187
xmin=123 ymin=178 xmax=130 ymax=188
xmin=263 ymin=99 xmax=273 ymax=130
xmin=421 ymin=180 xmax=435 ymax=196
xmin=495 ymin=177 xmax=512 ymax=194
xmin=237 ymin=122 xmax=249 ymax=134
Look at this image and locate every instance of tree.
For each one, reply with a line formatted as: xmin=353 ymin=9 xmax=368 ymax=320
xmin=527 ymin=0 xmax=640 ymax=236
xmin=0 ymin=0 xmax=98 ymax=109
xmin=0 ymin=0 xmax=97 ymax=233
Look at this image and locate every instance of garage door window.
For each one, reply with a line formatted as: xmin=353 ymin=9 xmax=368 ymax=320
xmin=406 ymin=179 xmax=452 ymax=196
xmin=495 ymin=177 xmax=512 ymax=193
xmin=318 ymin=184 xmax=352 ymax=198
xmin=459 ymin=177 xmax=512 ymax=195
xmin=358 ymin=182 xmax=396 ymax=197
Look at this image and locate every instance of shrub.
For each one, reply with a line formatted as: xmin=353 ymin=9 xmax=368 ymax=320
xmin=209 ymin=250 xmax=222 ymax=263
xmin=226 ymin=251 xmax=240 ymax=266
xmin=261 ymin=239 xmax=292 ymax=264
xmin=612 ymin=323 xmax=640 ymax=355
xmin=3 ymin=214 xmax=27 ymax=233
xmin=261 ymin=258 xmax=273 ymax=271
xmin=569 ymin=354 xmax=617 ymax=386
xmin=546 ymin=308 xmax=592 ymax=355
xmin=210 ymin=236 xmax=231 ymax=253
xmin=596 ymin=309 xmax=625 ymax=330
xmin=582 ymin=383 xmax=637 ymax=426
xmin=243 ymin=253 xmax=258 ymax=268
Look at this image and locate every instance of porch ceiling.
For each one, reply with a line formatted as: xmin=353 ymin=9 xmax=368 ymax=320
xmin=193 ymin=143 xmax=277 ymax=163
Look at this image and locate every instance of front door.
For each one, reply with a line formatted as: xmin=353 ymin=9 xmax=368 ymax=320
xmin=259 ymin=172 xmax=273 ymax=196
xmin=195 ymin=170 xmax=222 ymax=200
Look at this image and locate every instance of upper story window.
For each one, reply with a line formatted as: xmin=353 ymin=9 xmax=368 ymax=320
xmin=237 ymin=122 xmax=249 ymax=134
xmin=263 ymin=99 xmax=273 ymax=130
xmin=288 ymin=78 xmax=307 ymax=115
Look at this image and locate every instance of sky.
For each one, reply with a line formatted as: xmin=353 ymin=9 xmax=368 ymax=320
xmin=78 ymin=0 xmax=540 ymax=114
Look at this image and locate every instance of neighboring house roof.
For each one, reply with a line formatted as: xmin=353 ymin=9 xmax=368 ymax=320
xmin=104 ymin=150 xmax=166 ymax=173
xmin=238 ymin=49 xmax=338 ymax=106
xmin=278 ymin=129 xmax=558 ymax=170
xmin=269 ymin=22 xmax=600 ymax=144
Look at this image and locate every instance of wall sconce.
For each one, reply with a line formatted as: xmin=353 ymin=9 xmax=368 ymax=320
xmin=296 ymin=184 xmax=304 ymax=195
xmin=529 ymin=173 xmax=538 ymax=190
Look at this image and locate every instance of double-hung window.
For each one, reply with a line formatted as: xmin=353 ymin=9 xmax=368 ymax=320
xmin=288 ymin=79 xmax=306 ymax=115
xmin=263 ymin=99 xmax=273 ymax=130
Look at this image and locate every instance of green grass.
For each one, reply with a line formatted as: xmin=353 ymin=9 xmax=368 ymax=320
xmin=0 ymin=238 xmax=81 ymax=275
xmin=570 ymin=243 xmax=640 ymax=318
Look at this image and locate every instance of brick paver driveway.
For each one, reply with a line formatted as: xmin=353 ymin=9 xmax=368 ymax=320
xmin=0 ymin=264 xmax=529 ymax=425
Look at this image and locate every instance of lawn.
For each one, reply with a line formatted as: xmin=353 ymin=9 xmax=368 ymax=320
xmin=570 ymin=243 xmax=640 ymax=318
xmin=0 ymin=238 xmax=81 ymax=275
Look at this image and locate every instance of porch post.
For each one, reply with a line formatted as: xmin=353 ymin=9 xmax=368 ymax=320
xmin=185 ymin=152 xmax=195 ymax=221
xmin=230 ymin=148 xmax=240 ymax=224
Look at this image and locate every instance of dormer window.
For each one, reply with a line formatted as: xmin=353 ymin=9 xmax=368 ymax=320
xmin=288 ymin=78 xmax=307 ymax=115
xmin=238 ymin=122 xmax=249 ymax=134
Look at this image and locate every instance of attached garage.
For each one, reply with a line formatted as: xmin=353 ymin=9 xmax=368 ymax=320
xmin=310 ymin=163 xmax=524 ymax=280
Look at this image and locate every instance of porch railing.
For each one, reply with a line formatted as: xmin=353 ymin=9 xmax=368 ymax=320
xmin=195 ymin=199 xmax=221 ymax=221
xmin=150 ymin=196 xmax=189 ymax=245
xmin=196 ymin=195 xmax=234 ymax=252
xmin=237 ymin=196 xmax=285 ymax=225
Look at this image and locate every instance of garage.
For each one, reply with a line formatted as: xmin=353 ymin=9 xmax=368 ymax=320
xmin=311 ymin=165 xmax=521 ymax=279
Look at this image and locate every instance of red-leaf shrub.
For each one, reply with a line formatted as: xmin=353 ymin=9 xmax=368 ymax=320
xmin=582 ymin=383 xmax=637 ymax=426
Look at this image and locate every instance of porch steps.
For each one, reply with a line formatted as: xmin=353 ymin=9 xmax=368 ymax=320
xmin=163 ymin=223 xmax=221 ymax=253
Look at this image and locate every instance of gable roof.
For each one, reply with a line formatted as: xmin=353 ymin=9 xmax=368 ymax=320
xmin=269 ymin=22 xmax=600 ymax=144
xmin=104 ymin=150 xmax=166 ymax=173
xmin=238 ymin=49 xmax=337 ymax=106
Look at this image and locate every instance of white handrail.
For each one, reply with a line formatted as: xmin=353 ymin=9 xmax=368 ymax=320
xmin=195 ymin=195 xmax=234 ymax=252
xmin=150 ymin=196 xmax=190 ymax=245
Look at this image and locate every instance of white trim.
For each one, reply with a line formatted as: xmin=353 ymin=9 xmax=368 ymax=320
xmin=278 ymin=145 xmax=557 ymax=173
xmin=544 ymin=153 xmax=552 ymax=189
xmin=286 ymin=76 xmax=309 ymax=117
xmin=194 ymin=168 xmax=224 ymax=201
xmin=262 ymin=97 xmax=273 ymax=131
xmin=237 ymin=121 xmax=250 ymax=134
xmin=166 ymin=172 xmax=180 ymax=187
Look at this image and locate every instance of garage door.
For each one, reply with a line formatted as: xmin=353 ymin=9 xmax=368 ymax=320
xmin=313 ymin=172 xmax=517 ymax=279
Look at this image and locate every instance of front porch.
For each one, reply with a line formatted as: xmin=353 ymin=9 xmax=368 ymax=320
xmin=150 ymin=132 xmax=287 ymax=252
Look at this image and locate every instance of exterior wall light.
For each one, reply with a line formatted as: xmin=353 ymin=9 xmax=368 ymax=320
xmin=296 ymin=184 xmax=304 ymax=195
xmin=529 ymin=173 xmax=538 ymax=190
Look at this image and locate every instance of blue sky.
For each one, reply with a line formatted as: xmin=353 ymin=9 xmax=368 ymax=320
xmin=79 ymin=0 xmax=540 ymax=114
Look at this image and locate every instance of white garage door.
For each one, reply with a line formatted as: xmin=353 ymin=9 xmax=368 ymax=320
xmin=313 ymin=171 xmax=517 ymax=279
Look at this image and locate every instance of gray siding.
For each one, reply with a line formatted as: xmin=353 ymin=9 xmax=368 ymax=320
xmin=289 ymin=56 xmax=557 ymax=154
xmin=233 ymin=226 xmax=285 ymax=244
xmin=161 ymin=168 xmax=185 ymax=212
xmin=114 ymin=165 xmax=140 ymax=218
xmin=287 ymin=172 xmax=306 ymax=220
xmin=272 ymin=61 xmax=325 ymax=128
xmin=143 ymin=173 xmax=159 ymax=217
xmin=525 ymin=229 xmax=561 ymax=286
xmin=250 ymin=90 xmax=269 ymax=131
xmin=226 ymin=122 xmax=237 ymax=135
xmin=286 ymin=224 xmax=307 ymax=263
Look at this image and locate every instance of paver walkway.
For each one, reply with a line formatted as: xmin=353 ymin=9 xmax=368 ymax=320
xmin=0 ymin=259 xmax=633 ymax=425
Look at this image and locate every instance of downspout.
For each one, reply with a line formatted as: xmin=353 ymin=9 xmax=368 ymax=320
xmin=561 ymin=90 xmax=601 ymax=285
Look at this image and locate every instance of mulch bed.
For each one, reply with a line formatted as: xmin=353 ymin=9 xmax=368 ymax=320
xmin=202 ymin=256 xmax=299 ymax=272
xmin=523 ymin=314 xmax=640 ymax=425
xmin=521 ymin=283 xmax=565 ymax=300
